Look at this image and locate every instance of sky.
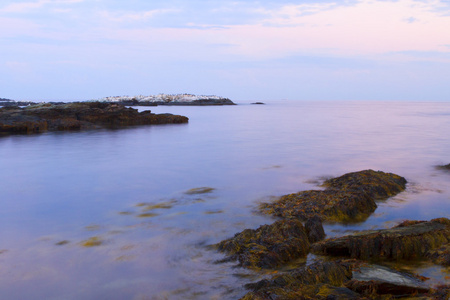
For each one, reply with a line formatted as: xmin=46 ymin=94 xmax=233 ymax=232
xmin=1 ymin=0 xmax=450 ymax=102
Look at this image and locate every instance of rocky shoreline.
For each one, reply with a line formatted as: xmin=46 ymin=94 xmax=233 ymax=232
xmin=215 ymin=170 xmax=450 ymax=299
xmin=0 ymin=102 xmax=188 ymax=135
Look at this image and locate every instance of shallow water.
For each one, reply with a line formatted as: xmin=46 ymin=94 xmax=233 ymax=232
xmin=0 ymin=101 xmax=449 ymax=299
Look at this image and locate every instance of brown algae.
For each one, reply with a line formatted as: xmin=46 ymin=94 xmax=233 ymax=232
xmin=80 ymin=236 xmax=104 ymax=247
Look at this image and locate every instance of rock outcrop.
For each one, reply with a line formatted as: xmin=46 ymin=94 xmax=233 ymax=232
xmin=260 ymin=170 xmax=407 ymax=222
xmin=97 ymin=94 xmax=236 ymax=106
xmin=0 ymin=102 xmax=188 ymax=135
xmin=311 ymin=218 xmax=450 ymax=263
xmin=216 ymin=219 xmax=312 ymax=269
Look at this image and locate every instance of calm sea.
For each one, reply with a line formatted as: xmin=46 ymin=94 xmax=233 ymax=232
xmin=1 ymin=101 xmax=449 ymax=299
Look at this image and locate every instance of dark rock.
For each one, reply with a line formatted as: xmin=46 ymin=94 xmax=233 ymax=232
xmin=241 ymin=260 xmax=438 ymax=299
xmin=260 ymin=170 xmax=406 ymax=223
xmin=251 ymin=102 xmax=265 ymax=105
xmin=311 ymin=218 xmax=450 ymax=262
xmin=124 ymin=98 xmax=236 ymax=106
xmin=240 ymin=260 xmax=354 ymax=299
xmin=216 ymin=219 xmax=311 ymax=269
xmin=346 ymin=264 xmax=430 ymax=296
xmin=305 ymin=216 xmax=326 ymax=243
xmin=437 ymin=163 xmax=450 ymax=171
xmin=426 ymin=243 xmax=450 ymax=266
xmin=0 ymin=99 xmax=37 ymax=107
xmin=0 ymin=102 xmax=188 ymax=135
xmin=428 ymin=285 xmax=450 ymax=300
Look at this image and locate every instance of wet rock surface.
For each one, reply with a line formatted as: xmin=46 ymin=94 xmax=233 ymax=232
xmin=0 ymin=102 xmax=188 ymax=135
xmin=240 ymin=260 xmax=449 ymax=299
xmin=311 ymin=218 xmax=450 ymax=262
xmin=304 ymin=215 xmax=326 ymax=243
xmin=216 ymin=219 xmax=311 ymax=269
xmin=260 ymin=170 xmax=407 ymax=222
xmin=348 ymin=264 xmax=430 ymax=296
xmin=241 ymin=260 xmax=354 ymax=299
xmin=426 ymin=243 xmax=450 ymax=266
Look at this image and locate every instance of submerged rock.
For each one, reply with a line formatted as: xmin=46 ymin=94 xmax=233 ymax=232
xmin=260 ymin=170 xmax=406 ymax=222
xmin=437 ymin=163 xmax=450 ymax=171
xmin=312 ymin=218 xmax=450 ymax=262
xmin=216 ymin=219 xmax=311 ymax=269
xmin=184 ymin=187 xmax=215 ymax=195
xmin=0 ymin=102 xmax=188 ymax=134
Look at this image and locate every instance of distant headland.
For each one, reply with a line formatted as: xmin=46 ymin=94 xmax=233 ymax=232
xmin=96 ymin=94 xmax=236 ymax=106
xmin=0 ymin=94 xmax=236 ymax=107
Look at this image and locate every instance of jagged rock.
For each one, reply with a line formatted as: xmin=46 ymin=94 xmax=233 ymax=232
xmin=260 ymin=170 xmax=406 ymax=222
xmin=216 ymin=219 xmax=311 ymax=269
xmin=311 ymin=218 xmax=450 ymax=262
xmin=305 ymin=216 xmax=326 ymax=243
xmin=0 ymin=102 xmax=188 ymax=135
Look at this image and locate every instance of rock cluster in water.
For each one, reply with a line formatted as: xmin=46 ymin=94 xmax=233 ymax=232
xmin=0 ymin=102 xmax=188 ymax=135
xmin=215 ymin=170 xmax=450 ymax=299
xmin=260 ymin=170 xmax=407 ymax=223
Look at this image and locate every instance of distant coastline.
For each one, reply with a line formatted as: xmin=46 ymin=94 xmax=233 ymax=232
xmin=0 ymin=94 xmax=236 ymax=107
xmin=96 ymin=94 xmax=235 ymax=106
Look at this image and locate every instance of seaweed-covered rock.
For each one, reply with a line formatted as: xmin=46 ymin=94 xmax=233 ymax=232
xmin=346 ymin=264 xmax=430 ymax=296
xmin=305 ymin=216 xmax=326 ymax=243
xmin=312 ymin=218 xmax=450 ymax=262
xmin=322 ymin=170 xmax=407 ymax=200
xmin=241 ymin=261 xmax=354 ymax=300
xmin=426 ymin=243 xmax=450 ymax=266
xmin=0 ymin=102 xmax=188 ymax=135
xmin=216 ymin=219 xmax=311 ymax=269
xmin=261 ymin=189 xmax=377 ymax=223
xmin=260 ymin=170 xmax=406 ymax=223
xmin=241 ymin=260 xmax=438 ymax=300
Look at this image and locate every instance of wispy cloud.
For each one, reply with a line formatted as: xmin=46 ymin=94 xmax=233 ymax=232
xmin=0 ymin=0 xmax=84 ymax=13
xmin=98 ymin=8 xmax=180 ymax=23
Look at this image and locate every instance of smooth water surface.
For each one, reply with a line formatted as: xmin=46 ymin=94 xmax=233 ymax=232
xmin=1 ymin=101 xmax=449 ymax=299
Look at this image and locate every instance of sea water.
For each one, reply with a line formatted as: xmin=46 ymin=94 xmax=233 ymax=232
xmin=0 ymin=101 xmax=449 ymax=299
